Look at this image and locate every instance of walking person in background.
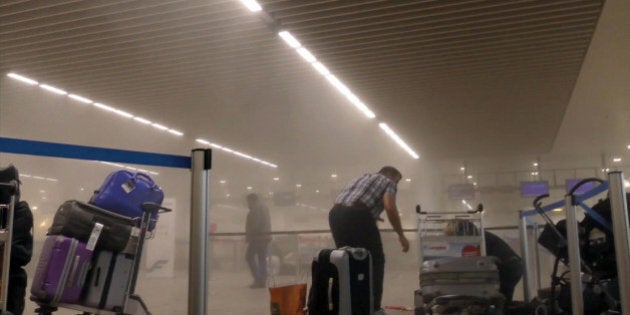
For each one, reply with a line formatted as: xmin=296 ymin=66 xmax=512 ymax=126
xmin=0 ymin=165 xmax=34 ymax=315
xmin=245 ymin=193 xmax=271 ymax=289
xmin=329 ymin=166 xmax=410 ymax=315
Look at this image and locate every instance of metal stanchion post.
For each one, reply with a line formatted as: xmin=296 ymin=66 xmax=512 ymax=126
xmin=189 ymin=149 xmax=211 ymax=315
xmin=518 ymin=211 xmax=531 ymax=302
xmin=608 ymin=171 xmax=630 ymax=312
xmin=564 ymin=194 xmax=583 ymax=315
xmin=533 ymin=222 xmax=542 ymax=293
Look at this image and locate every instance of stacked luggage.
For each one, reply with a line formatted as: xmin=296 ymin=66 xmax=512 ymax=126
xmin=419 ymin=257 xmax=503 ymax=315
xmin=415 ymin=205 xmax=504 ymax=315
xmin=30 ymin=170 xmax=169 ymax=315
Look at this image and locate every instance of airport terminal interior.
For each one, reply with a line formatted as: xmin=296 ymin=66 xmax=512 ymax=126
xmin=1 ymin=0 xmax=629 ymax=314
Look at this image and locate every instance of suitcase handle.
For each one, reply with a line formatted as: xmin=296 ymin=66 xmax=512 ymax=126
xmin=134 ymin=172 xmax=159 ymax=190
xmin=327 ymin=277 xmax=334 ymax=311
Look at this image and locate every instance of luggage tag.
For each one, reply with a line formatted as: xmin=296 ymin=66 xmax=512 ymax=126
xmin=122 ymin=179 xmax=136 ymax=194
xmin=87 ymin=222 xmax=104 ymax=251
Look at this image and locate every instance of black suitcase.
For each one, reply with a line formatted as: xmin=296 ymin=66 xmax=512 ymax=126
xmin=49 ymin=200 xmax=137 ymax=252
xmin=307 ymin=247 xmax=373 ymax=315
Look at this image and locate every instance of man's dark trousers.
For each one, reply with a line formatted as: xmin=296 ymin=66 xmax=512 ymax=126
xmin=329 ymin=204 xmax=385 ymax=311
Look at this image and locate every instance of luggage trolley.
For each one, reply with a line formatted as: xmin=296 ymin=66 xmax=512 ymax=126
xmin=33 ymin=202 xmax=172 ymax=315
xmin=416 ymin=204 xmax=486 ymax=263
xmin=0 ymin=180 xmax=18 ymax=315
xmin=415 ymin=204 xmax=504 ymax=315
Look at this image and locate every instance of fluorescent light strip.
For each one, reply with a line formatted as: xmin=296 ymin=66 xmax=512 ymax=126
xmin=7 ymin=73 xmax=38 ymax=85
xmin=278 ymin=31 xmax=301 ymax=48
xmin=68 ymin=94 xmax=93 ymax=104
xmin=7 ymin=72 xmax=183 ymax=137
xmin=296 ymin=47 xmax=317 ymax=63
xmin=39 ymin=84 xmax=67 ymax=95
xmin=93 ymin=102 xmax=116 ymax=112
xmin=379 ymin=123 xmax=420 ymax=159
xmin=275 ymin=29 xmax=425 ymax=158
xmin=239 ymin=0 xmax=262 ymax=12
xmin=168 ymin=129 xmax=184 ymax=136
xmin=151 ymin=123 xmax=169 ymax=131
xmin=195 ymin=138 xmax=277 ymax=168
xmin=312 ymin=62 xmax=330 ymax=76
xmin=113 ymin=109 xmax=134 ymax=118
xmin=133 ymin=117 xmax=152 ymax=124
xmin=325 ymin=74 xmax=375 ymax=119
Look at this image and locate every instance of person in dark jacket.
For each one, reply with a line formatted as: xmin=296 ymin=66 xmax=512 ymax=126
xmin=245 ymin=193 xmax=271 ymax=288
xmin=0 ymin=165 xmax=34 ymax=315
xmin=446 ymin=219 xmax=523 ymax=303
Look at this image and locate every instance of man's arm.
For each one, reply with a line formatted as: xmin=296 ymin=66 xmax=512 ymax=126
xmin=383 ymin=193 xmax=409 ymax=252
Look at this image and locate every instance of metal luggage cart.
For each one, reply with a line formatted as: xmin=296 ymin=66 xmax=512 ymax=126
xmin=414 ymin=204 xmax=505 ymax=315
xmin=0 ymin=180 xmax=18 ymax=315
xmin=416 ymin=204 xmax=486 ymax=264
xmin=33 ymin=203 xmax=172 ymax=315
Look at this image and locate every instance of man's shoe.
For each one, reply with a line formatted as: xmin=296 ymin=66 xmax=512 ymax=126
xmin=374 ymin=308 xmax=388 ymax=315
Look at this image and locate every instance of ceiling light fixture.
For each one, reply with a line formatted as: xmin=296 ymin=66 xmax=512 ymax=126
xmin=278 ymin=31 xmax=301 ymax=48
xmin=8 ymin=72 xmax=183 ymax=137
xmin=273 ymin=177 xmax=279 ymax=181
xmin=39 ymin=84 xmax=67 ymax=95
xmin=378 ymin=123 xmax=419 ymax=159
xmin=613 ymin=157 xmax=622 ymax=163
xmin=93 ymin=103 xmax=116 ymax=112
xmin=113 ymin=109 xmax=134 ymax=118
xmin=296 ymin=48 xmax=317 ymax=63
xmin=167 ymin=129 xmax=184 ymax=136
xmin=7 ymin=72 xmax=38 ymax=85
xmin=133 ymin=117 xmax=152 ymax=124
xmin=325 ymin=75 xmax=375 ymax=119
xmin=195 ymin=138 xmax=278 ymax=168
xmin=68 ymin=94 xmax=93 ymax=104
xmin=238 ymin=0 xmax=262 ymax=12
xmin=151 ymin=123 xmax=169 ymax=131
xmin=312 ymin=62 xmax=330 ymax=76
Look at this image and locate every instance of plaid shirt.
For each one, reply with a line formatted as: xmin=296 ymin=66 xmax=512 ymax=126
xmin=335 ymin=173 xmax=397 ymax=219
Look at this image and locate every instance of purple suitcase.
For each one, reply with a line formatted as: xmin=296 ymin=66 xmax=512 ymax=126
xmin=89 ymin=171 xmax=164 ymax=231
xmin=31 ymin=235 xmax=93 ymax=304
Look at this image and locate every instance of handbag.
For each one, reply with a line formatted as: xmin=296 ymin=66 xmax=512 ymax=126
xmin=269 ymin=283 xmax=307 ymax=315
xmin=90 ymin=170 xmax=164 ymax=231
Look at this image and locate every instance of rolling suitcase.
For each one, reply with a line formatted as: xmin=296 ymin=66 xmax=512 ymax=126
xmin=307 ymin=247 xmax=373 ymax=315
xmin=49 ymin=200 xmax=137 ymax=253
xmin=89 ymin=171 xmax=164 ymax=231
xmin=420 ymin=256 xmax=502 ymax=304
xmin=30 ymin=236 xmax=93 ymax=304
xmin=83 ymin=250 xmax=134 ymax=311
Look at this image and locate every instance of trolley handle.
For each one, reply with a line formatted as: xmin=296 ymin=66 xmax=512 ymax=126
xmin=567 ymin=177 xmax=604 ymax=196
xmin=141 ymin=202 xmax=172 ymax=214
xmin=416 ymin=203 xmax=483 ymax=215
xmin=0 ymin=180 xmax=18 ymax=195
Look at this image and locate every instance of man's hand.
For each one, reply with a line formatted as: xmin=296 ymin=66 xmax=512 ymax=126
xmin=399 ymin=234 xmax=410 ymax=253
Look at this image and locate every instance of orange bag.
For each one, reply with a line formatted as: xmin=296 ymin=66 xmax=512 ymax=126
xmin=269 ymin=283 xmax=307 ymax=315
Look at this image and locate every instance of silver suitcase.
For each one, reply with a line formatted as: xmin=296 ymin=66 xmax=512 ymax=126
xmin=420 ymin=257 xmax=502 ymax=303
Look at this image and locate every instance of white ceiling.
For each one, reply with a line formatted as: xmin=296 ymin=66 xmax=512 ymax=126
xmin=1 ymin=0 xmax=628 ymax=190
